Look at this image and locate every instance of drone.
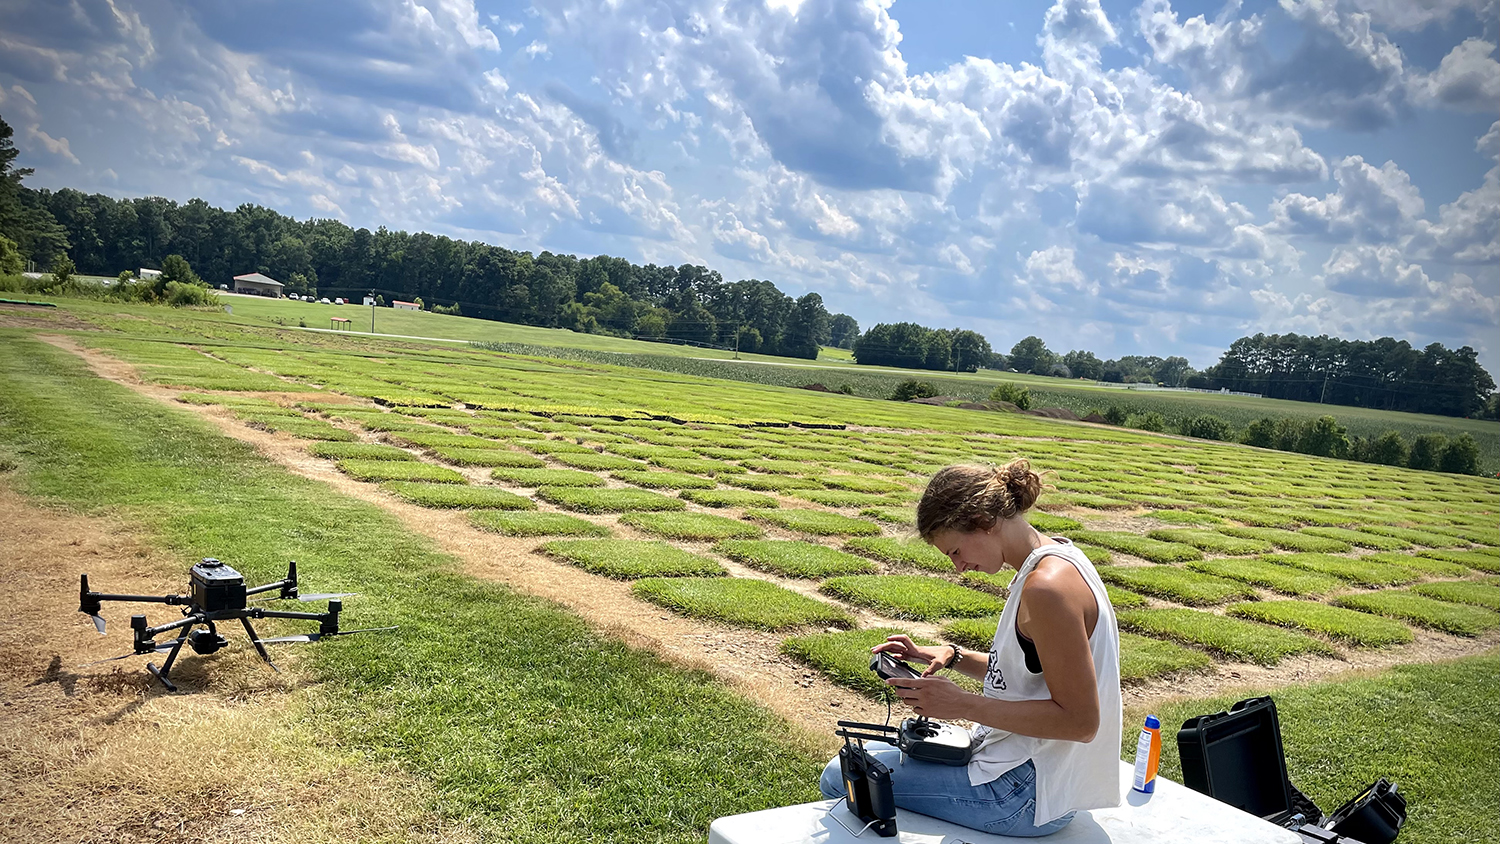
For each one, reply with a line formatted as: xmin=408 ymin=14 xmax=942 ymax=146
xmin=78 ymin=558 xmax=394 ymax=691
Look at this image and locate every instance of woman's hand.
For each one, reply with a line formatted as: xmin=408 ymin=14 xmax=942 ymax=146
xmin=887 ymin=675 xmax=973 ymax=720
xmin=872 ymin=634 xmax=950 ymax=677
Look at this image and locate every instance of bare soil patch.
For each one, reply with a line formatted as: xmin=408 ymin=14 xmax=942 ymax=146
xmin=0 ymin=487 xmax=471 ymax=844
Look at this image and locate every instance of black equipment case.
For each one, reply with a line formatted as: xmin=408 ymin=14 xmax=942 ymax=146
xmin=1176 ymin=696 xmax=1406 ymax=844
xmin=1177 ymin=696 xmax=1298 ymax=823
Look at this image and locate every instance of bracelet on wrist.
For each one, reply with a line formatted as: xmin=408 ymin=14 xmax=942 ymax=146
xmin=944 ymin=644 xmax=962 ymax=670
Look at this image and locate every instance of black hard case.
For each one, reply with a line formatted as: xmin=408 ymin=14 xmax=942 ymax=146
xmin=1175 ymin=696 xmax=1298 ymax=823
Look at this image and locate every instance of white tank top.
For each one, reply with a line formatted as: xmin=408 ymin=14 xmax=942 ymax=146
xmin=966 ymin=538 xmax=1123 ymax=825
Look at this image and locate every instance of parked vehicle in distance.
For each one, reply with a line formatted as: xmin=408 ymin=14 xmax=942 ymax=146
xmin=334 ymin=297 xmax=345 ymax=305
xmin=319 ymin=297 xmax=331 ymax=304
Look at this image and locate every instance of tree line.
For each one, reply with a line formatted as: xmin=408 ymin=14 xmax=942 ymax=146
xmin=1 ymin=113 xmax=1492 ymax=416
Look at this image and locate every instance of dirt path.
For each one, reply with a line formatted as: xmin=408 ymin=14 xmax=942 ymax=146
xmin=35 ymin=334 xmax=1500 ymax=746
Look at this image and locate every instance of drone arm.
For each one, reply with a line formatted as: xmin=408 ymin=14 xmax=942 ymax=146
xmin=143 ymin=613 xmax=207 ymax=638
xmin=245 ymin=560 xmax=299 ymax=599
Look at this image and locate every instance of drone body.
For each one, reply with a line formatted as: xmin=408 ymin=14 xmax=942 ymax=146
xmin=79 ymin=558 xmax=391 ymax=691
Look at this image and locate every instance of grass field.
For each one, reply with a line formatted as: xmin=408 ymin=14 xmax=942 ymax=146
xmin=3 ymin=296 xmax=1498 ymax=844
xmin=100 ymin=295 xmax=1500 ymax=472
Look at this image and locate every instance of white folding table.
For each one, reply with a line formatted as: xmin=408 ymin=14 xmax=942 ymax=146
xmin=709 ymin=761 xmax=1301 ymax=844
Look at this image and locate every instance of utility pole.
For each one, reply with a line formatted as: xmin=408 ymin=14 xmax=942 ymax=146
xmin=1319 ymin=373 xmax=1329 ymax=404
xmin=371 ymin=299 xmax=376 ymax=334
xmin=733 ymin=323 xmax=741 ymax=360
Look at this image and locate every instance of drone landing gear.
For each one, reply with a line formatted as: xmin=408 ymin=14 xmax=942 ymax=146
xmin=146 ymin=627 xmax=191 ymax=692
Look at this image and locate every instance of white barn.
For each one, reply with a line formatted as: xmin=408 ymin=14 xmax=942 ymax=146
xmin=393 ymin=300 xmax=420 ymax=311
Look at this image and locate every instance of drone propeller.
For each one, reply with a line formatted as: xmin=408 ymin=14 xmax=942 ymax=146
xmin=259 ymin=626 xmax=397 ymax=644
xmin=250 ymin=591 xmax=359 ymax=604
xmin=79 ymin=638 xmax=186 ymax=667
xmin=88 ymin=613 xmax=107 ymax=635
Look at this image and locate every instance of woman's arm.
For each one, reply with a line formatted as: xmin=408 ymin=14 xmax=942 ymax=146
xmin=889 ymin=563 xmax=1102 ymax=742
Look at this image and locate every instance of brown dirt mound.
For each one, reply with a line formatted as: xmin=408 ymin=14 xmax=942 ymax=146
xmin=799 ymin=383 xmax=833 ymax=392
xmin=1081 ymin=412 xmax=1109 ymax=424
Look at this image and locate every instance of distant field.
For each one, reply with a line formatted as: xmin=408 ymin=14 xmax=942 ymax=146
xmin=53 ymin=294 xmax=1500 ymax=474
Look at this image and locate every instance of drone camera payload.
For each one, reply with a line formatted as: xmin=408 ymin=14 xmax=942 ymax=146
xmin=77 ymin=558 xmax=393 ymax=691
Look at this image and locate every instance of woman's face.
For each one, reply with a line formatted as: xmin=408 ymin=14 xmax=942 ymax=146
xmin=929 ymin=526 xmax=1007 ymax=575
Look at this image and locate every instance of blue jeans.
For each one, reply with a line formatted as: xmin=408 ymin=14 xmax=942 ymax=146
xmin=819 ymin=749 xmax=1075 ymax=837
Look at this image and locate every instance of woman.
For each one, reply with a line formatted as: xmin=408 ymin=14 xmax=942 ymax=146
xmin=819 ymin=460 xmax=1122 ymax=837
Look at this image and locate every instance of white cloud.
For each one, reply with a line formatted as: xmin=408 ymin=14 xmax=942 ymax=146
xmin=1268 ymin=155 xmax=1424 ymax=241
xmin=1319 ymin=244 xmax=1432 ymax=297
xmin=1347 ymin=0 xmax=1493 ymax=31
xmin=1412 ymin=38 xmax=1500 ymax=111
xmin=1138 ymin=0 xmax=1412 ymax=130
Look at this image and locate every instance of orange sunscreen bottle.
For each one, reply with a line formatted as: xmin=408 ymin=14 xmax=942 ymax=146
xmin=1132 ymin=714 xmax=1162 ymax=794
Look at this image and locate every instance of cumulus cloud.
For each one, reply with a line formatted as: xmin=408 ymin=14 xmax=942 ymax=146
xmin=1412 ymin=38 xmax=1500 ymax=110
xmin=1269 ymin=155 xmax=1424 ymax=241
xmin=1319 ymin=245 xmax=1432 ymax=297
xmin=1138 ymin=0 xmax=1413 ymax=130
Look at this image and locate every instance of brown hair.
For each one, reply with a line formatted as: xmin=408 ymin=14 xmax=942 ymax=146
xmin=916 ymin=459 xmax=1043 ymax=540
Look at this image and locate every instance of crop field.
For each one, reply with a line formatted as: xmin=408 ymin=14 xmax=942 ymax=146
xmin=1 ymin=298 xmax=1497 ymax=843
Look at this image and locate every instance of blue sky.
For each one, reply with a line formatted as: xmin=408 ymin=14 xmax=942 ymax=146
xmin=2 ymin=0 xmax=1496 ymax=369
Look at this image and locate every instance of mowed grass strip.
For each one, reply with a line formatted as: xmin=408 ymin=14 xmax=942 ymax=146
xmin=620 ymin=512 xmax=763 ymax=540
xmin=1117 ymin=608 xmax=1337 ymax=665
xmin=550 ymin=452 xmax=644 ymax=471
xmin=1228 ymin=601 xmax=1414 ymax=647
xmin=781 ymin=627 xmax=941 ymax=697
xmin=790 ymin=489 xmax=895 ymax=509
xmin=611 ymin=469 xmax=718 ymax=490
xmin=469 ymin=511 xmax=611 ymax=537
xmin=336 ymin=459 xmax=467 ymax=484
xmin=681 ymin=489 xmax=780 ymax=509
xmin=844 ymin=536 xmax=952 ymax=572
xmin=1145 ymin=510 xmax=1227 ymax=526
xmin=1221 ymin=527 xmax=1352 ymax=553
xmin=1415 ymin=549 xmax=1500 ymax=574
xmin=860 ymin=505 xmax=915 ymax=525
xmin=1360 ymin=552 xmax=1473 ymax=578
xmin=1335 ymin=591 xmax=1500 ymax=637
xmin=632 ymin=578 xmax=854 ymax=630
xmin=1410 ymin=579 xmax=1500 ymax=611
xmin=309 ymin=441 xmax=416 ymax=461
xmin=537 ymin=487 xmax=686 ymax=514
xmin=247 ymin=416 xmax=359 ymax=441
xmin=1188 ymin=557 xmax=1344 ymax=597
xmin=960 ymin=569 xmax=1015 ymax=595
xmin=490 ymin=467 xmax=606 ymax=487
xmin=1119 ymin=631 xmax=1213 ymax=683
xmin=714 ymin=540 xmax=876 ymax=578
xmin=1301 ymin=526 xmax=1411 ymax=551
xmin=649 ymin=457 xmax=747 ymax=475
xmin=746 ymin=508 xmax=881 ymax=536
xmin=540 ymin=539 xmax=724 ymax=578
xmin=720 ymin=474 xmax=824 ymax=491
xmin=1097 ymin=566 xmax=1256 ymax=606
xmin=940 ymin=618 xmax=998 ymax=651
xmin=820 ymin=575 xmax=1004 ymax=620
xmin=1069 ymin=530 xmax=1203 ymax=563
xmin=1145 ymin=529 xmax=1274 ymax=556
xmin=1261 ymin=553 xmax=1419 ymax=587
xmin=430 ymin=446 xmax=547 ymax=468
xmin=381 ymin=481 xmax=535 ymax=510
xmin=820 ymin=476 xmax=910 ymax=494
xmin=1358 ymin=525 xmax=1470 ymax=549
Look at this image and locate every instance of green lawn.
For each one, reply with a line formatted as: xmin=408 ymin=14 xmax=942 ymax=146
xmin=0 ymin=333 xmax=823 ymax=842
